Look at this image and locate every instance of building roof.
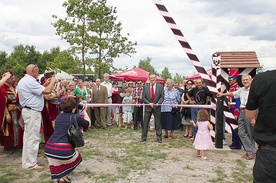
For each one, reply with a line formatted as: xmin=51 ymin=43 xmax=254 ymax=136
xmin=217 ymin=51 xmax=261 ymax=68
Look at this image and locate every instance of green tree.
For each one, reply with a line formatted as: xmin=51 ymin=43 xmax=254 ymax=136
xmin=138 ymin=57 xmax=158 ymax=75
xmin=38 ymin=47 xmax=62 ymax=73
xmin=47 ymin=50 xmax=78 ymax=74
xmin=173 ymin=73 xmax=186 ymax=84
xmin=160 ymin=67 xmax=172 ymax=80
xmin=52 ymin=0 xmax=136 ymax=79
xmin=24 ymin=45 xmax=41 ymax=66
xmin=4 ymin=44 xmax=41 ymax=78
xmin=0 ymin=51 xmax=9 ymax=74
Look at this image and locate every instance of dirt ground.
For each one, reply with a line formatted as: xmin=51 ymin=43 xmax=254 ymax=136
xmin=0 ymin=128 xmax=254 ymax=183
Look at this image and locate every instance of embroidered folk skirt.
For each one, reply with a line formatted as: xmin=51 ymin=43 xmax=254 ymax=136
xmin=44 ymin=142 xmax=82 ymax=179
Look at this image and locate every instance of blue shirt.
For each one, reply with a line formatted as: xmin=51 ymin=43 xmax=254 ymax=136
xmin=17 ymin=74 xmax=45 ymax=111
xmin=161 ymin=87 xmax=180 ymax=112
xmin=122 ymin=95 xmax=133 ymax=112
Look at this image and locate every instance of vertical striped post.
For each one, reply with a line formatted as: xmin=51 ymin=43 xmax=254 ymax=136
xmin=212 ymin=53 xmax=223 ymax=147
xmin=212 ymin=53 xmax=221 ymax=92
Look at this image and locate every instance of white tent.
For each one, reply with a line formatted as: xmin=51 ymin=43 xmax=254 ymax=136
xmin=55 ymin=70 xmax=74 ymax=80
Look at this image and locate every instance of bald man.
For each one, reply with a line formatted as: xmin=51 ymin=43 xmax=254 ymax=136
xmin=17 ymin=64 xmax=57 ymax=170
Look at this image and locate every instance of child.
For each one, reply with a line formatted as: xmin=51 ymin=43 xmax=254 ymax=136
xmin=122 ymin=89 xmax=134 ymax=129
xmin=192 ymin=109 xmax=213 ymax=160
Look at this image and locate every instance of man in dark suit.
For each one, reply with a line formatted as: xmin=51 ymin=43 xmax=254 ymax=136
xmin=92 ymin=78 xmax=108 ymax=129
xmin=141 ymin=73 xmax=164 ymax=143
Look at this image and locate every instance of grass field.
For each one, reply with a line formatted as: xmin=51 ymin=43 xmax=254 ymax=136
xmin=0 ymin=126 xmax=254 ymax=183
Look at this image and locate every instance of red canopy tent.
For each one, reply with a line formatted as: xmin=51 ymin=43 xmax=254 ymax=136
xmin=110 ymin=67 xmax=165 ymax=83
xmin=109 ymin=75 xmax=124 ymax=81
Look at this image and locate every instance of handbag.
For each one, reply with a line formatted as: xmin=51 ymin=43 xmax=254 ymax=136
xmin=184 ymin=108 xmax=191 ymax=118
xmin=67 ymin=114 xmax=85 ymax=148
xmin=171 ymin=107 xmax=179 ymax=115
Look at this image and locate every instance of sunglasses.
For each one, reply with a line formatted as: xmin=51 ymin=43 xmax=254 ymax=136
xmin=137 ymin=82 xmax=142 ymax=84
xmin=32 ymin=64 xmax=38 ymax=71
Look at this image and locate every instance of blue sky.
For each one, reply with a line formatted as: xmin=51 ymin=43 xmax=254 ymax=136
xmin=0 ymin=0 xmax=275 ymax=77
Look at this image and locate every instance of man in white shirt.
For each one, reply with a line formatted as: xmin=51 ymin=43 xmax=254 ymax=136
xmin=101 ymin=73 xmax=113 ymax=126
xmin=17 ymin=64 xmax=57 ymax=170
xmin=217 ymin=74 xmax=256 ymax=160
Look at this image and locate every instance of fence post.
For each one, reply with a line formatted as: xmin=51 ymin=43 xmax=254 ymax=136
xmin=215 ymin=97 xmax=223 ymax=148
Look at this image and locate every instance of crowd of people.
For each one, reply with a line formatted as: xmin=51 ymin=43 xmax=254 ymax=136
xmin=0 ymin=65 xmax=275 ymax=182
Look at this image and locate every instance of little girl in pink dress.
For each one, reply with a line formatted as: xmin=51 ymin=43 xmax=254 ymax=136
xmin=192 ymin=109 xmax=213 ymax=160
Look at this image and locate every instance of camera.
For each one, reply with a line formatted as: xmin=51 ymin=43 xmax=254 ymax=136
xmin=77 ymin=103 xmax=83 ymax=110
xmin=8 ymin=70 xmax=14 ymax=78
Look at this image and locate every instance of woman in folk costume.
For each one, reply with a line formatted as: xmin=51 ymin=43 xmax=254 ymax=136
xmin=0 ymin=70 xmax=20 ymax=154
xmin=41 ymin=69 xmax=63 ymax=144
xmin=44 ymin=97 xmax=90 ymax=183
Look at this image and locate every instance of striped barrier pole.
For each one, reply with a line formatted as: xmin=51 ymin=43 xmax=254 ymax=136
xmin=152 ymin=0 xmax=221 ymax=139
xmin=152 ymin=0 xmax=217 ymax=96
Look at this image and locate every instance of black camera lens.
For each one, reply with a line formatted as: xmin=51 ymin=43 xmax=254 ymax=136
xmin=9 ymin=72 xmax=13 ymax=77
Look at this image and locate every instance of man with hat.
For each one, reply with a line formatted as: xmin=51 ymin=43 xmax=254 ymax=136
xmin=41 ymin=68 xmax=61 ymax=144
xmin=228 ymin=69 xmax=242 ymax=149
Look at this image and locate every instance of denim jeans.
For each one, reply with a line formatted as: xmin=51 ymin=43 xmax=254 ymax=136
xmin=191 ymin=108 xmax=200 ymax=138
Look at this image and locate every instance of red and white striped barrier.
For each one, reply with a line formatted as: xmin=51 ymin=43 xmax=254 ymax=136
xmin=86 ymin=103 xmax=215 ymax=109
xmin=152 ymin=0 xmax=217 ymax=95
xmin=152 ymin=1 xmax=241 ymax=138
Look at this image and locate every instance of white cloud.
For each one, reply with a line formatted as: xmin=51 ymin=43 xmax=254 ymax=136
xmin=0 ymin=0 xmax=275 ymax=78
